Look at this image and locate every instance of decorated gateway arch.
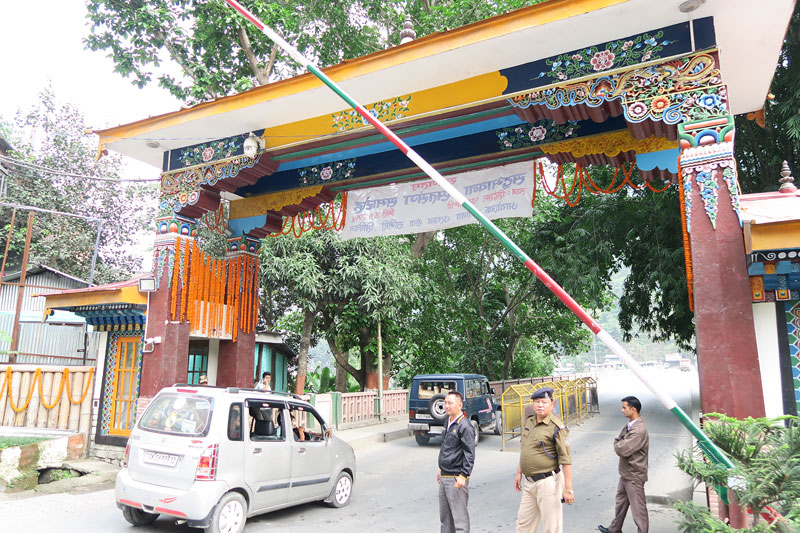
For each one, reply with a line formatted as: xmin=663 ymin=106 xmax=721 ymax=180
xmin=81 ymin=0 xmax=794 ymax=439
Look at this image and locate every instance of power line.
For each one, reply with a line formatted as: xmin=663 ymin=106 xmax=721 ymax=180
xmin=0 ymin=154 xmax=160 ymax=183
xmin=0 ymin=201 xmax=104 ymax=223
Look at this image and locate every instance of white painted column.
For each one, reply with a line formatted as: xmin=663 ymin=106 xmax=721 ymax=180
xmin=207 ymin=339 xmax=220 ymax=386
xmin=752 ymin=303 xmax=784 ymax=417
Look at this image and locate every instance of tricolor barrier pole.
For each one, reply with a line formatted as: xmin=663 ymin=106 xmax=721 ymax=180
xmin=224 ymin=0 xmax=734 ymax=470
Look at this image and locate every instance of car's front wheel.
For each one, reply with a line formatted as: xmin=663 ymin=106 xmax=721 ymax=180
xmin=121 ymin=506 xmax=159 ymax=526
xmin=325 ymin=471 xmax=353 ymax=508
xmin=208 ymin=491 xmax=247 ymax=533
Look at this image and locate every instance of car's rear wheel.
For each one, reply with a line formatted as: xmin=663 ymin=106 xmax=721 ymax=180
xmin=415 ymin=434 xmax=430 ymax=446
xmin=494 ymin=411 xmax=503 ymax=435
xmin=208 ymin=491 xmax=247 ymax=533
xmin=470 ymin=419 xmax=480 ymax=446
xmin=325 ymin=471 xmax=353 ymax=507
xmin=121 ymin=505 xmax=159 ymax=526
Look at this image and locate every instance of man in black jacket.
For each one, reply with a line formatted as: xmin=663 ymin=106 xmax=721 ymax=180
xmin=437 ymin=390 xmax=476 ymax=533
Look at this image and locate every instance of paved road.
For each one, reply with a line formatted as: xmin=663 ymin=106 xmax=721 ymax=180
xmin=0 ymin=367 xmax=698 ymax=532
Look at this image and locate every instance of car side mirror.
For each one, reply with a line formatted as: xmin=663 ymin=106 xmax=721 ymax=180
xmin=490 ymin=388 xmax=496 ymax=395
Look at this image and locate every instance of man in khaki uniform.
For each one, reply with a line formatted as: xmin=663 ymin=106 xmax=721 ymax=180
xmin=514 ymin=387 xmax=574 ymax=533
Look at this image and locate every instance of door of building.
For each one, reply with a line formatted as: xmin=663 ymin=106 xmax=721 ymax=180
xmin=108 ymin=336 xmax=142 ymax=436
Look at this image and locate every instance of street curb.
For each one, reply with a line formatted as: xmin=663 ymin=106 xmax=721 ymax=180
xmin=345 ymin=428 xmax=412 ymax=450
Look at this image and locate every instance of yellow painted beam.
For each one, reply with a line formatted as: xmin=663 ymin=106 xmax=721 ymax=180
xmin=43 ymin=285 xmax=147 ymax=310
xmin=749 ymin=220 xmax=800 ymax=251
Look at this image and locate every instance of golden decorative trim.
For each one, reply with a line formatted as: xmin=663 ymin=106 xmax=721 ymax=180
xmin=230 ymin=185 xmax=324 ymax=220
xmin=539 ymin=130 xmax=677 ymax=158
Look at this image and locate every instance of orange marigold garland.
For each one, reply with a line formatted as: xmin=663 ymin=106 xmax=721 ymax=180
xmin=170 ymin=238 xmax=181 ymax=321
xmin=233 ymin=255 xmax=241 ymax=343
xmin=531 ymin=161 xmax=668 ymax=209
xmin=268 ymin=194 xmax=348 ymax=238
xmin=201 ymin=253 xmax=210 ymax=334
xmin=242 ymin=255 xmax=250 ymax=333
xmin=181 ymin=237 xmax=191 ymax=321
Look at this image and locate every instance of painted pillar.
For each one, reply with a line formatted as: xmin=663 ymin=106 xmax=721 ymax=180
xmin=216 ymin=234 xmax=262 ymax=388
xmin=679 ymin=116 xmax=765 ymax=419
xmin=139 ymin=215 xmax=197 ymax=398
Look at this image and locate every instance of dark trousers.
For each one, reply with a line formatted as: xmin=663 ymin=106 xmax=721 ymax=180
xmin=439 ymin=477 xmax=470 ymax=532
xmin=609 ymin=477 xmax=648 ymax=533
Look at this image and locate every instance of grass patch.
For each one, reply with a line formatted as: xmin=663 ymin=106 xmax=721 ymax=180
xmin=0 ymin=436 xmax=48 ymax=450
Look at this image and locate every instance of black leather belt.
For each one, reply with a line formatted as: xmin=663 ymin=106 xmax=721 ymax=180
xmin=525 ymin=466 xmax=560 ymax=482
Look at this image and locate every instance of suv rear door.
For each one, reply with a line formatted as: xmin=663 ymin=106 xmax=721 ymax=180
xmin=129 ymin=392 xmax=214 ymax=490
xmin=412 ymin=379 xmax=456 ymax=426
xmin=243 ymin=399 xmax=292 ymax=511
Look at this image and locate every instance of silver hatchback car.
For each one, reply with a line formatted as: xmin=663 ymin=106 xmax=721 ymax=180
xmin=115 ymin=385 xmax=356 ymax=533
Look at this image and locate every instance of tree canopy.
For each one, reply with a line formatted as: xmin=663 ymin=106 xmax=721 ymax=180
xmin=84 ymin=0 xmax=547 ymax=104
xmin=0 ymin=87 xmax=156 ymax=284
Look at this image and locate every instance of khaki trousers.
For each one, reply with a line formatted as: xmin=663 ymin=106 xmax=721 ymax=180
xmin=515 ymin=471 xmax=564 ymax=533
xmin=608 ymin=476 xmax=649 ymax=533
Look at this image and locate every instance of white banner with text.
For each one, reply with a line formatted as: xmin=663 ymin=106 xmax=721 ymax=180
xmin=341 ymin=161 xmax=533 ymax=240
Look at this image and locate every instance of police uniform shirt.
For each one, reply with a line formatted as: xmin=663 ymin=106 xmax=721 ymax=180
xmin=520 ymin=413 xmax=572 ymax=475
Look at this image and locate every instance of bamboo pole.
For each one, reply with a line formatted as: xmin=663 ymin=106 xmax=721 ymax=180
xmin=47 ymin=372 xmax=62 ymax=429
xmin=26 ymin=370 xmax=41 ymax=427
xmin=37 ymin=371 xmax=53 ymax=427
xmin=13 ymin=371 xmax=31 ymax=426
xmin=57 ymin=372 xmax=71 ymax=430
xmin=67 ymin=371 xmax=83 ymax=432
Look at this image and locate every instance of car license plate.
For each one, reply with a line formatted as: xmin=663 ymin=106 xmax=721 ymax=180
xmin=415 ymin=413 xmax=433 ymax=420
xmin=143 ymin=450 xmax=179 ymax=467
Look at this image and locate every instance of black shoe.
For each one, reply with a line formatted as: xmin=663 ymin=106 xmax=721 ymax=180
xmin=597 ymin=527 xmax=611 ymax=533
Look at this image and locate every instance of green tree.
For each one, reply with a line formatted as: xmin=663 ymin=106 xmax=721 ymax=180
xmin=84 ymin=0 xmax=549 ymax=105
xmin=259 ymin=227 xmax=420 ymax=392
xmin=674 ymin=414 xmax=800 ymax=532
xmin=403 ymin=189 xmax=615 ymax=380
xmin=1 ymin=87 xmax=156 ymax=284
xmin=85 ymin=0 xmax=393 ymax=104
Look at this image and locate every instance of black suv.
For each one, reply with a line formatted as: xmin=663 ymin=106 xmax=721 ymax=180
xmin=407 ymin=373 xmax=501 ymax=446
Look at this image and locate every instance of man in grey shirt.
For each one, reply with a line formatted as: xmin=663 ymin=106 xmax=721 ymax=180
xmin=598 ymin=396 xmax=649 ymax=533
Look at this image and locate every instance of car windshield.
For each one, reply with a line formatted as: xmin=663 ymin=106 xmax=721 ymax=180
xmin=139 ymin=393 xmax=213 ymax=436
xmin=417 ymin=381 xmax=457 ymax=399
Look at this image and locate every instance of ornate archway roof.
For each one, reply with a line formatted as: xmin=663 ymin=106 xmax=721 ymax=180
xmin=93 ymin=0 xmax=794 ymax=235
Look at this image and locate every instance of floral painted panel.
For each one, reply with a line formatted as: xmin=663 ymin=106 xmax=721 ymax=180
xmin=298 ymin=159 xmax=357 ymax=185
xmin=332 ymin=96 xmax=412 ymax=132
xmin=496 ymin=121 xmax=580 ymax=150
xmin=500 ymin=20 xmax=701 ymax=95
xmin=541 ymin=32 xmax=669 ymax=82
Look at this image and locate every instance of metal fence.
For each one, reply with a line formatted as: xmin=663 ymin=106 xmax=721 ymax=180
xmin=499 ymin=377 xmax=598 ymax=450
xmin=308 ymin=389 xmax=410 ymax=429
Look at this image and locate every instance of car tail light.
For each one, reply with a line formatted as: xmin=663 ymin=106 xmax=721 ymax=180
xmin=195 ymin=444 xmax=219 ymax=481
xmin=122 ymin=444 xmax=130 ymax=468
xmin=409 ymin=410 xmax=415 ymax=419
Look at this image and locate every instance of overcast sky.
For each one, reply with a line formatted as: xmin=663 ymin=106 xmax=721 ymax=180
xmin=0 ymin=0 xmax=182 ymax=177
